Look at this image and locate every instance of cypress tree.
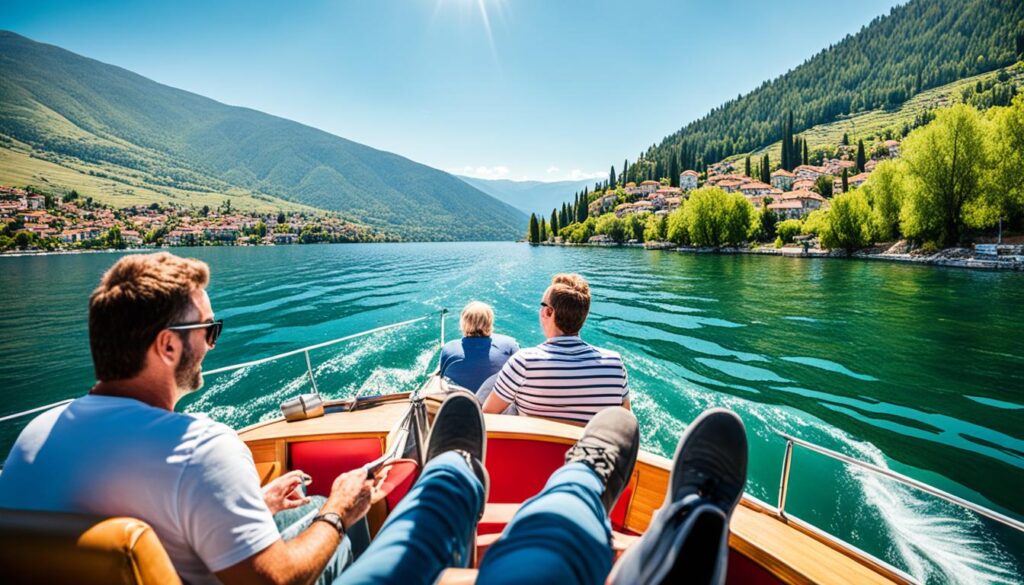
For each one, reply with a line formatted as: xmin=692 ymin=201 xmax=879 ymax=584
xmin=856 ymin=139 xmax=866 ymax=172
xmin=841 ymin=167 xmax=849 ymax=193
xmin=609 ymin=166 xmax=617 ymax=189
xmin=540 ymin=218 xmax=547 ymax=242
xmin=781 ymin=126 xmax=789 ymax=170
xmin=578 ymin=191 xmax=587 ymax=222
xmin=551 ymin=209 xmax=559 ymax=236
xmin=623 ymin=159 xmax=629 ymax=184
xmin=744 ymin=156 xmax=752 ymax=178
xmin=842 ymin=132 xmax=850 ymax=146
xmin=802 ymin=139 xmax=809 ymax=165
xmin=528 ymin=214 xmax=539 ymax=244
xmin=761 ymin=153 xmax=771 ymax=184
xmin=669 ymin=154 xmax=680 ymax=187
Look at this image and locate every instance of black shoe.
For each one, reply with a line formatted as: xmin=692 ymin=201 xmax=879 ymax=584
xmin=425 ymin=390 xmax=489 ymax=491
xmin=668 ymin=408 xmax=747 ymax=515
xmin=609 ymin=408 xmax=747 ymax=585
xmin=564 ymin=406 xmax=640 ymax=513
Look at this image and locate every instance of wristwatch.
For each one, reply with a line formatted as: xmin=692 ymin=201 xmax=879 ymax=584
xmin=312 ymin=512 xmax=346 ymax=537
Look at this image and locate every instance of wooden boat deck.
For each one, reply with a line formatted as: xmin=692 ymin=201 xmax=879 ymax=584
xmin=238 ymin=394 xmax=911 ymax=585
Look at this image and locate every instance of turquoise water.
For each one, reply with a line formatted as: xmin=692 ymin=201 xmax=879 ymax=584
xmin=1 ymin=243 xmax=1022 ymax=583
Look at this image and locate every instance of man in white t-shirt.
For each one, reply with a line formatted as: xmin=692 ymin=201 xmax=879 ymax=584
xmin=0 ymin=252 xmax=372 ymax=585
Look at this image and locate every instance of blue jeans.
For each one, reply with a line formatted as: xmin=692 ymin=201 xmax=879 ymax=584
xmin=336 ymin=454 xmax=610 ymax=585
xmin=275 ymin=496 xmax=353 ymax=585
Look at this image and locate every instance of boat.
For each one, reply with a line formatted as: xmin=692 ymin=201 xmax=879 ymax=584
xmin=1 ymin=312 xmax=1021 ymax=584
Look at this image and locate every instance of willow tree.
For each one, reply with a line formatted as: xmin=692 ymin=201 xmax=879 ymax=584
xmin=900 ymin=104 xmax=989 ymax=246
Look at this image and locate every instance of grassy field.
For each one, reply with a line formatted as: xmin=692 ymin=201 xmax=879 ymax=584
xmin=726 ymin=62 xmax=1024 ymax=165
xmin=0 ymin=136 xmax=314 ymax=213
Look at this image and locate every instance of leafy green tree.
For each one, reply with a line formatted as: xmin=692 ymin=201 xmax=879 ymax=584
xmin=14 ymin=230 xmax=33 ymax=250
xmin=861 ymin=160 xmax=907 ymax=241
xmin=802 ymin=209 xmax=829 ymax=236
xmin=776 ymin=219 xmax=802 ymax=243
xmin=106 ymin=226 xmax=125 ymax=249
xmin=981 ymin=95 xmax=1024 ymax=231
xmin=900 ymin=104 xmax=989 ymax=245
xmin=528 ymin=213 xmax=540 ymax=243
xmin=255 ymin=220 xmax=267 ymax=238
xmin=856 ymin=140 xmax=867 ymax=172
xmin=624 ymin=213 xmax=646 ymax=242
xmin=821 ymin=191 xmax=873 ymax=253
xmin=682 ymin=187 xmax=754 ymax=246
xmin=814 ymin=175 xmax=834 ymax=198
xmin=595 ymin=213 xmax=626 ymax=243
xmin=666 ymin=206 xmax=689 ymax=245
xmin=757 ymin=207 xmax=779 ymax=241
xmin=644 ymin=214 xmax=668 ymax=242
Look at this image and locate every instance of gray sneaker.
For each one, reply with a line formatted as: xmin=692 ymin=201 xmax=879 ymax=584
xmin=668 ymin=408 xmax=747 ymax=515
xmin=609 ymin=408 xmax=748 ymax=585
xmin=425 ymin=390 xmax=489 ymax=494
xmin=564 ymin=406 xmax=640 ymax=513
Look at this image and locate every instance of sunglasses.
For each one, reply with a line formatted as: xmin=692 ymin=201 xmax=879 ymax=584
xmin=167 ymin=319 xmax=224 ymax=347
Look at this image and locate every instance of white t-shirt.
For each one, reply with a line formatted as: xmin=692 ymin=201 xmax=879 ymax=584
xmin=0 ymin=394 xmax=280 ymax=584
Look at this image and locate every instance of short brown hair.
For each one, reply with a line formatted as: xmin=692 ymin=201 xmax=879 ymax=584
xmin=460 ymin=301 xmax=494 ymax=337
xmin=89 ymin=253 xmax=210 ymax=381
xmin=547 ymin=273 xmax=591 ymax=335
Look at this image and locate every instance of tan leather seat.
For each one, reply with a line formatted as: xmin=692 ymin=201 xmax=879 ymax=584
xmin=0 ymin=508 xmax=181 ymax=585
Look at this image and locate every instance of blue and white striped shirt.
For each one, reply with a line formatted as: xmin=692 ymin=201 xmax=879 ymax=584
xmin=493 ymin=336 xmax=629 ymax=424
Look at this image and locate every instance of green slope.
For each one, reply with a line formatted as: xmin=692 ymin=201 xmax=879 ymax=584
xmin=626 ymin=0 xmax=1023 ymax=177
xmin=0 ymin=31 xmax=527 ymax=241
xmin=728 ymin=63 xmax=1024 ymax=165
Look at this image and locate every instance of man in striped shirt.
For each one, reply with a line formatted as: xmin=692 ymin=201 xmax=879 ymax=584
xmin=483 ymin=273 xmax=630 ymax=424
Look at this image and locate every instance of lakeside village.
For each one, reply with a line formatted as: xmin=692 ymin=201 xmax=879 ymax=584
xmin=527 ymin=98 xmax=1024 ymax=270
xmin=0 ymin=190 xmax=389 ymax=254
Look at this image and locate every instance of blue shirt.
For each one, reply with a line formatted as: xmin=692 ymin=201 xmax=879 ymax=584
xmin=439 ymin=334 xmax=520 ymax=393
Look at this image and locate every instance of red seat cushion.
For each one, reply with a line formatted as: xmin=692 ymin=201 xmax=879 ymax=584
xmin=484 ymin=439 xmax=569 ymax=503
xmin=289 ymin=438 xmax=384 ymax=497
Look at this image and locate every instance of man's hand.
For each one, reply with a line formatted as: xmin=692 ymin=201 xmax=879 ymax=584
xmin=326 ymin=469 xmax=374 ymax=529
xmin=262 ymin=470 xmax=311 ymax=515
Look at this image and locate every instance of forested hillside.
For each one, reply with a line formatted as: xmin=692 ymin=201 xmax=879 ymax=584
xmin=0 ymin=32 xmax=527 ymax=241
xmin=622 ymin=0 xmax=1024 ymax=181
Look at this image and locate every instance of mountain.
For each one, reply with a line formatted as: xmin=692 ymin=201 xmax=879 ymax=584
xmin=621 ymin=0 xmax=1024 ymax=180
xmin=0 ymin=31 xmax=527 ymax=241
xmin=456 ymin=176 xmax=594 ymax=215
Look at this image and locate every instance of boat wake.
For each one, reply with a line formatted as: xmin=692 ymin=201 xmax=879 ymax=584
xmin=621 ymin=347 xmax=1021 ymax=584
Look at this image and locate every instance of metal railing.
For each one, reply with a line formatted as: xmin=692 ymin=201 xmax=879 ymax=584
xmin=0 ymin=311 xmax=445 ymax=424
xmin=777 ymin=432 xmax=1024 ymax=533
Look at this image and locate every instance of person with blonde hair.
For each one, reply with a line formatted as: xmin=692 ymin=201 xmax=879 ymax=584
xmin=439 ymin=301 xmax=519 ymax=396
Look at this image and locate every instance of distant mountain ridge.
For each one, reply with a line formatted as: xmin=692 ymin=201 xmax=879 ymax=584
xmin=456 ymin=176 xmax=594 ymax=215
xmin=0 ymin=31 xmax=527 ymax=241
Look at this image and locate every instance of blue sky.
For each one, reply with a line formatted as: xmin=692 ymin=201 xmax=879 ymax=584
xmin=2 ymin=0 xmax=903 ymax=182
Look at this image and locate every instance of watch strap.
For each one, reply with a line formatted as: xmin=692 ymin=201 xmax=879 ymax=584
xmin=312 ymin=512 xmax=346 ymax=537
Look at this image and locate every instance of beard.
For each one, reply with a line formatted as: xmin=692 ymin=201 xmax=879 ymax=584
xmin=174 ymin=335 xmax=204 ymax=394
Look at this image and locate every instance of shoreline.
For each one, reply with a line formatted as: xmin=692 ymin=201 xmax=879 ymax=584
xmin=4 ymin=241 xmax=1022 ymax=271
xmin=542 ymin=241 xmax=1024 ymax=271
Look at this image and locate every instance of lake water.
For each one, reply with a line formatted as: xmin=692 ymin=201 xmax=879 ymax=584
xmin=1 ymin=242 xmax=1022 ymax=583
